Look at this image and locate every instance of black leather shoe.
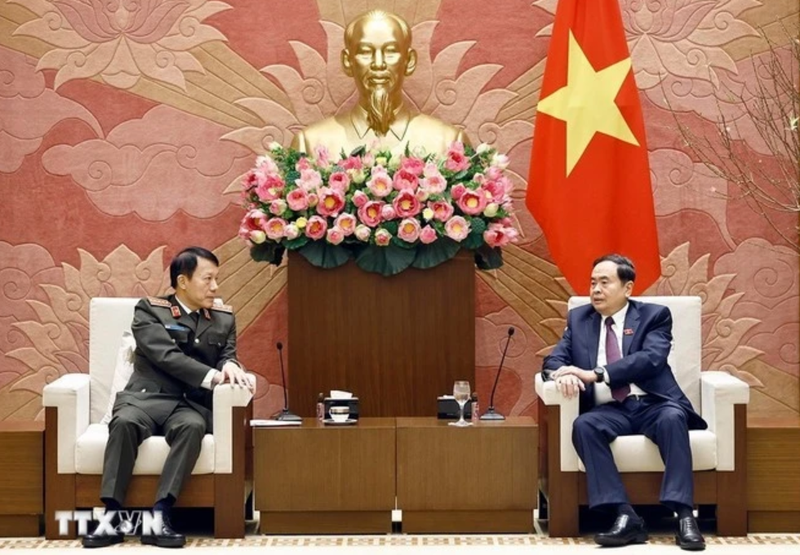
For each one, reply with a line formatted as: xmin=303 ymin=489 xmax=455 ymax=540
xmin=676 ymin=516 xmax=706 ymax=551
xmin=594 ymin=514 xmax=649 ymax=547
xmin=141 ymin=513 xmax=186 ymax=548
xmin=82 ymin=529 xmax=124 ymax=548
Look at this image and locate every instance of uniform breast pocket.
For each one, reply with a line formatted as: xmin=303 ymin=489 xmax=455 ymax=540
xmin=206 ymin=333 xmax=226 ymax=350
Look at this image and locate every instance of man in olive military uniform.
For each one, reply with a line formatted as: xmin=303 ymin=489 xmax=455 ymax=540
xmin=83 ymin=247 xmax=253 ymax=548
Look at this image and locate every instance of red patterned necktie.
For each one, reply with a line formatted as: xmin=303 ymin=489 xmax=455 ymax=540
xmin=605 ymin=317 xmax=629 ymax=402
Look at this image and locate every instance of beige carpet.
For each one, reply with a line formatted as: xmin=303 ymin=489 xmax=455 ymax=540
xmin=1 ymin=534 xmax=799 ymax=553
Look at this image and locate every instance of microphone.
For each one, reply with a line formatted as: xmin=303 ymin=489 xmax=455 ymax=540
xmin=272 ymin=341 xmax=302 ymax=421
xmin=480 ymin=326 xmax=514 ymax=421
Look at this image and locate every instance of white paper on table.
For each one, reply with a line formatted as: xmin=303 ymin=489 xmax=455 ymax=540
xmin=250 ymin=419 xmax=302 ymax=427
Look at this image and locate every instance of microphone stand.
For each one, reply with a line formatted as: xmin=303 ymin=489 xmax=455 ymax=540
xmin=481 ymin=327 xmax=514 ymax=421
xmin=273 ymin=342 xmax=302 ymax=421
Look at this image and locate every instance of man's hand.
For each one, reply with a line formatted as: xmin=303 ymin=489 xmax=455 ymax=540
xmin=551 ymin=365 xmax=596 ymax=399
xmin=213 ymin=361 xmax=255 ymax=391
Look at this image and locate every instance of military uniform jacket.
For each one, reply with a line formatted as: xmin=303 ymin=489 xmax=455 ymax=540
xmin=114 ymin=294 xmax=238 ymax=432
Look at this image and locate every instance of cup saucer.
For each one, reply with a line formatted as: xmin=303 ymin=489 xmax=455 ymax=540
xmin=323 ymin=418 xmax=357 ymax=426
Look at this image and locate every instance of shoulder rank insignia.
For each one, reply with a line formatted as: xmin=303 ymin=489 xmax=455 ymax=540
xmin=210 ymin=304 xmax=233 ymax=314
xmin=171 ymin=305 xmax=182 ymax=318
xmin=202 ymin=308 xmax=211 ymax=320
xmin=147 ymin=296 xmax=172 ymax=308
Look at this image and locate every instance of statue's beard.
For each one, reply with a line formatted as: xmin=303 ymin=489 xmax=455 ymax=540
xmin=366 ymin=84 xmax=394 ymax=136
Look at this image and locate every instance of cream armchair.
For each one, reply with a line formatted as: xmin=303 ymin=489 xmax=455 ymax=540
xmin=535 ymin=296 xmax=749 ymax=537
xmin=43 ymin=297 xmax=253 ymax=539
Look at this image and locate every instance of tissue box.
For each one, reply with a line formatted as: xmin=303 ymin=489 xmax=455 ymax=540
xmin=437 ymin=396 xmax=473 ymax=420
xmin=324 ymin=397 xmax=360 ymax=420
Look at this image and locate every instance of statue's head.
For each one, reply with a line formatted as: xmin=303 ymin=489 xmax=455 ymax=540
xmin=342 ymin=11 xmax=417 ymax=135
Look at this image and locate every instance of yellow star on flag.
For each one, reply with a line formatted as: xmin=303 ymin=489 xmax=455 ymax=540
xmin=537 ymin=30 xmax=639 ymax=176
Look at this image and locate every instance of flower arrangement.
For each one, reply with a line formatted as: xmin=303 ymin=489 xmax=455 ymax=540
xmin=238 ymin=141 xmax=519 ymax=276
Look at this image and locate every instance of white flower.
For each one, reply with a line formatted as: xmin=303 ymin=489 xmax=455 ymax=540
xmin=250 ymin=230 xmax=266 ymax=244
xmin=476 ymin=143 xmax=492 ymax=154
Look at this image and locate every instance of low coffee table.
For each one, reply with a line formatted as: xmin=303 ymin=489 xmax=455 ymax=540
xmin=253 ymin=417 xmax=395 ymax=534
xmin=396 ymin=416 xmax=537 ymax=533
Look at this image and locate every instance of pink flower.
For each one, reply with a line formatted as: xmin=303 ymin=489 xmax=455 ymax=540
xmin=269 ymin=199 xmax=287 ymax=216
xmin=307 ymin=193 xmax=319 ymax=208
xmin=326 ymin=227 xmax=344 ymax=245
xmin=304 ymin=216 xmax=328 ymax=240
xmin=393 ymin=168 xmax=419 ymax=191
xmin=445 ymin=216 xmax=470 ymax=242
xmin=255 ymin=173 xmax=285 ymax=201
xmin=314 ymin=145 xmax=331 ymax=169
xmin=397 ymin=218 xmax=421 ymax=243
xmin=328 ymin=171 xmax=350 ymax=193
xmin=393 ymin=189 xmax=422 ymax=218
xmin=334 ymin=213 xmax=357 ymax=236
xmin=265 ymin=218 xmax=287 ymax=240
xmin=256 ymin=155 xmax=279 ymax=175
xmin=352 ymin=190 xmax=369 ymax=208
xmin=240 ymin=209 xmax=268 ymax=235
xmin=483 ymin=223 xmax=518 ymax=248
xmin=284 ymin=224 xmax=300 ymax=240
xmin=358 ymin=201 xmax=383 ymax=227
xmin=374 ymin=228 xmax=392 ymax=246
xmin=381 ymin=204 xmax=397 ymax=220
xmin=451 ymin=183 xmax=466 ymax=200
xmin=420 ymin=173 xmax=447 ymax=195
xmin=483 ymin=180 xmax=507 ymax=203
xmin=429 ymin=200 xmax=454 ymax=222
xmin=355 ymin=224 xmax=371 ymax=242
xmin=295 ymin=157 xmax=312 ymax=172
xmin=340 ymin=156 xmax=363 ymax=170
xmin=286 ymin=188 xmax=309 ymax=211
xmin=316 ymin=188 xmax=345 ymax=217
xmin=295 ymin=168 xmax=322 ymax=191
xmin=423 ymin=162 xmax=441 ymax=178
xmin=367 ymin=167 xmax=393 ymax=197
xmin=419 ymin=225 xmax=438 ymax=244
xmin=400 ymin=156 xmax=425 ymax=176
xmin=445 ymin=142 xmax=470 ymax=172
xmin=457 ymin=189 xmax=488 ymax=216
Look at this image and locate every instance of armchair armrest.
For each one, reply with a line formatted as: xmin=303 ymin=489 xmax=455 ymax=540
xmin=43 ymin=373 xmax=91 ymax=473
xmin=535 ymin=373 xmax=581 ymax=472
xmin=701 ymin=371 xmax=749 ymax=471
xmin=212 ymin=374 xmax=255 ymax=474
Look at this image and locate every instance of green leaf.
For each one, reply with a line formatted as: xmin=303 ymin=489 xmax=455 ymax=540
xmin=349 ymin=145 xmax=367 ymax=157
xmin=283 ymin=235 xmax=309 ymax=250
xmin=298 ymin=241 xmax=350 ymax=269
xmin=462 ymin=231 xmax=484 ymax=250
xmin=250 ymin=242 xmax=285 ymax=265
xmin=356 ymin=244 xmax=416 ymax=276
xmin=382 ymin=221 xmax=399 ymax=235
xmin=475 ymin=245 xmax=503 ymax=270
xmin=469 ymin=217 xmax=487 ymax=235
xmin=412 ymin=238 xmax=460 ymax=269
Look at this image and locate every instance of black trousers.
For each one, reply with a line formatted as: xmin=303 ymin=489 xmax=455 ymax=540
xmin=572 ymin=395 xmax=694 ymax=509
xmin=100 ymin=400 xmax=205 ymax=506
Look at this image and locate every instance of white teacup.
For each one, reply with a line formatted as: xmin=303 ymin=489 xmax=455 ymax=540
xmin=329 ymin=406 xmax=350 ymax=423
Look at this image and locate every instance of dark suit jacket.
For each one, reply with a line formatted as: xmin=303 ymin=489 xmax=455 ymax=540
xmin=542 ymin=299 xmax=706 ymax=430
xmin=114 ymin=295 xmax=238 ymax=432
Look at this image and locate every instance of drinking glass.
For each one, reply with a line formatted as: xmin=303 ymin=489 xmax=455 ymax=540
xmin=449 ymin=380 xmax=472 ymax=427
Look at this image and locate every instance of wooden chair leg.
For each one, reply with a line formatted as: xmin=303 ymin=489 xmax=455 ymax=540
xmin=716 ymin=404 xmax=748 ymax=536
xmin=45 ymin=408 xmax=77 ymax=539
xmin=213 ymin=406 xmax=247 ymax=538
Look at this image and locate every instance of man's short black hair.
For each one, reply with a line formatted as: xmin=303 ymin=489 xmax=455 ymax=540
xmin=592 ymin=253 xmax=636 ymax=283
xmin=170 ymin=247 xmax=219 ymax=289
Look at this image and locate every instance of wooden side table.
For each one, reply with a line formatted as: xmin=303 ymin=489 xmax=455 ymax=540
xmin=0 ymin=421 xmax=44 ymax=537
xmin=253 ymin=418 xmax=395 ymax=534
xmin=396 ymin=416 xmax=537 ymax=533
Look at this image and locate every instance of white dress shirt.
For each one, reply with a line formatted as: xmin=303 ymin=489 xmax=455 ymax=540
xmin=595 ymin=302 xmax=646 ymax=405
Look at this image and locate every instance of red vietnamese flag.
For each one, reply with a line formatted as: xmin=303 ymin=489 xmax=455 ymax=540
xmin=526 ymin=0 xmax=660 ymax=292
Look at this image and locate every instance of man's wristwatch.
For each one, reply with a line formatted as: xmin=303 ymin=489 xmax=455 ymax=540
xmin=593 ymin=367 xmax=606 ymax=383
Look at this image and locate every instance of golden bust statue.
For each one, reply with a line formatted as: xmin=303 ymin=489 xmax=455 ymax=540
xmin=291 ymin=10 xmax=468 ymax=157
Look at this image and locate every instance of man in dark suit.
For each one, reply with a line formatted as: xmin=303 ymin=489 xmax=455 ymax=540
xmin=83 ymin=247 xmax=253 ymax=548
xmin=543 ymin=254 xmax=707 ymax=551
